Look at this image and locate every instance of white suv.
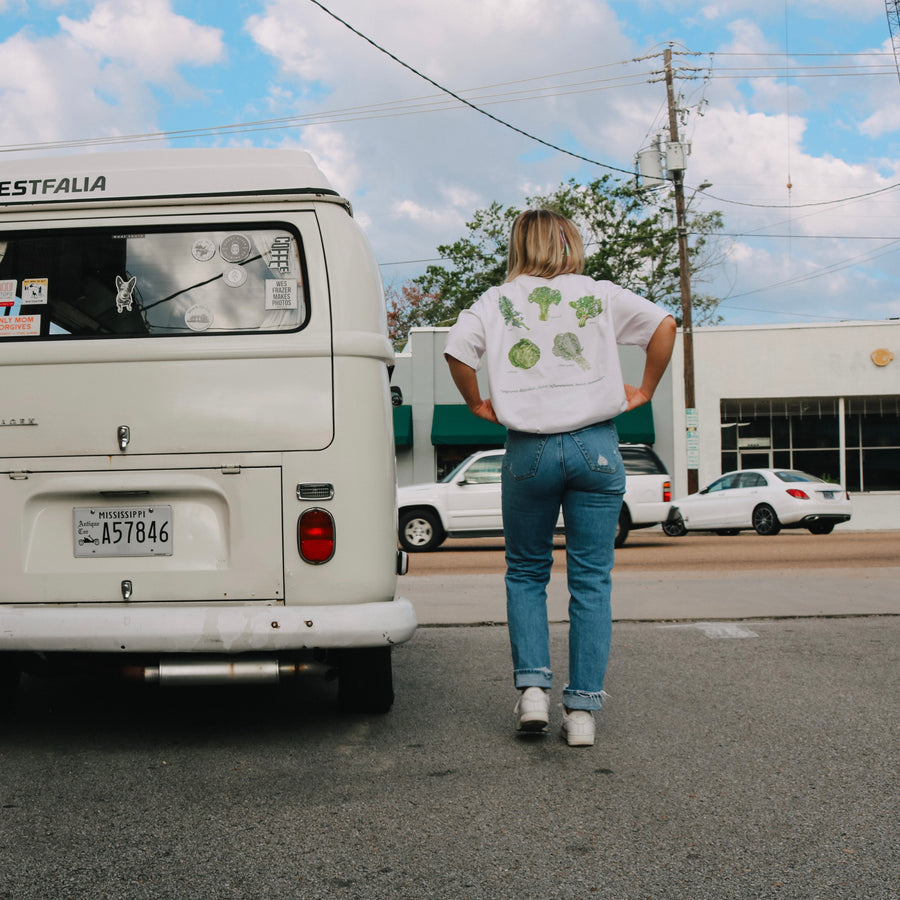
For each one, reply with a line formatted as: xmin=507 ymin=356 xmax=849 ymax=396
xmin=398 ymin=444 xmax=672 ymax=551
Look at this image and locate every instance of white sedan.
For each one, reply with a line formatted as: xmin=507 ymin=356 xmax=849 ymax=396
xmin=663 ymin=469 xmax=852 ymax=536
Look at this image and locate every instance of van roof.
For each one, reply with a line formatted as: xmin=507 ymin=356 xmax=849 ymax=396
xmin=0 ymin=148 xmax=346 ymax=210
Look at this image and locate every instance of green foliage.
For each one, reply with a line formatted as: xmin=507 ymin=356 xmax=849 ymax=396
xmin=385 ymin=282 xmax=444 ymax=349
xmin=528 ymin=286 xmax=562 ymax=321
xmin=508 ymin=338 xmax=541 ymax=369
xmin=408 ymin=177 xmax=725 ymax=329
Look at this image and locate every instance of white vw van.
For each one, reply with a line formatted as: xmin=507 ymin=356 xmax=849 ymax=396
xmin=0 ymin=149 xmax=415 ymax=713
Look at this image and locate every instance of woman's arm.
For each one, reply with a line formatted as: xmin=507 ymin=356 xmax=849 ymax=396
xmin=624 ymin=315 xmax=677 ymax=411
xmin=445 ymin=353 xmax=500 ymax=423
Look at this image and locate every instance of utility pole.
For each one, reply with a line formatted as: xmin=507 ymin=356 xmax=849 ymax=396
xmin=664 ymin=45 xmax=700 ymax=495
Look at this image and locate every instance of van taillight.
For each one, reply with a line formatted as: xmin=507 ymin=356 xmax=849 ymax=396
xmin=663 ymin=480 xmax=672 ymax=503
xmin=298 ymin=509 xmax=335 ymax=564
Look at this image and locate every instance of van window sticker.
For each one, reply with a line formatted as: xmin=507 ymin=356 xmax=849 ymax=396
xmin=223 ymin=266 xmax=248 ymax=288
xmin=115 ymin=275 xmax=137 ymax=313
xmin=0 ymin=314 xmax=40 ymax=335
xmin=267 ymin=236 xmax=294 ymax=276
xmin=191 ymin=238 xmax=217 ymax=262
xmin=220 ymin=234 xmax=252 ymax=263
xmin=0 ymin=278 xmax=16 ymax=308
xmin=23 ymin=278 xmax=49 ymax=305
xmin=265 ymin=279 xmax=298 ymax=310
xmin=184 ymin=304 xmax=213 ymax=332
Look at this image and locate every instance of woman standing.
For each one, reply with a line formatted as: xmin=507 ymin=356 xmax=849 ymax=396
xmin=444 ymin=209 xmax=676 ymax=746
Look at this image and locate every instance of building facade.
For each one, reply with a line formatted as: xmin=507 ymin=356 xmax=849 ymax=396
xmin=391 ymin=320 xmax=900 ymax=532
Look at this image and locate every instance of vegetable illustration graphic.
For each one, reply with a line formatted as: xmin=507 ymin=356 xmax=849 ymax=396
xmin=499 ymin=295 xmax=529 ymax=330
xmin=553 ymin=332 xmax=590 ymax=371
xmin=528 ymin=286 xmax=562 ymax=321
xmin=508 ymin=338 xmax=541 ymax=369
xmin=569 ymin=295 xmax=603 ymax=327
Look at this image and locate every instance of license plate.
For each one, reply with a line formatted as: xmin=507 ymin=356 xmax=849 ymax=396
xmin=823 ymin=491 xmax=835 ymax=500
xmin=74 ymin=506 xmax=173 ymax=558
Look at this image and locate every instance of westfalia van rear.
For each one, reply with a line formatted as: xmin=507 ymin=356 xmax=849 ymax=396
xmin=0 ymin=149 xmax=415 ymax=713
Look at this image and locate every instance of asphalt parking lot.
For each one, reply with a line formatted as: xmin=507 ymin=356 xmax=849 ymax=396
xmin=0 ymin=617 xmax=896 ymax=900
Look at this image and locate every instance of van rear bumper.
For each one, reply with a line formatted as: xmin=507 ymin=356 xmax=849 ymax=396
xmin=0 ymin=599 xmax=417 ymax=654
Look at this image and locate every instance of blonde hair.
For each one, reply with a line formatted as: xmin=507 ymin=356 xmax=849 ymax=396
xmin=505 ymin=209 xmax=585 ymax=282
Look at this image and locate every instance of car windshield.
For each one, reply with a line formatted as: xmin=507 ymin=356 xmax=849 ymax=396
xmin=441 ymin=458 xmax=474 ymax=483
xmin=774 ymin=470 xmax=825 ymax=484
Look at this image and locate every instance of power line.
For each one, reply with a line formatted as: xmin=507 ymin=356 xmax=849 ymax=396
xmin=1 ymin=9 xmax=896 ymax=215
xmin=305 ymin=0 xmax=642 ymax=178
xmin=302 ymin=3 xmax=900 ymax=214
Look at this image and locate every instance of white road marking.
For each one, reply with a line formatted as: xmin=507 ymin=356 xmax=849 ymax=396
xmin=660 ymin=622 xmax=760 ymax=639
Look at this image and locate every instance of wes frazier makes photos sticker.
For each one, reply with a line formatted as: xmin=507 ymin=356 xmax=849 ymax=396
xmin=265 ymin=279 xmax=298 ymax=310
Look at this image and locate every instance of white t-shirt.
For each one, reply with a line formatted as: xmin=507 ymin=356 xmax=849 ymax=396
xmin=444 ymin=273 xmax=671 ymax=434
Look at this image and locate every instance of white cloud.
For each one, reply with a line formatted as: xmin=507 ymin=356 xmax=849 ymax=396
xmin=0 ymin=1 xmax=224 ymax=149
xmin=59 ymin=0 xmax=223 ymax=81
xmin=283 ymin=126 xmax=362 ymax=196
xmin=0 ymin=0 xmax=894 ymax=322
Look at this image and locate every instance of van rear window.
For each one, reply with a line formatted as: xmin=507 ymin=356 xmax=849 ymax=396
xmin=0 ymin=226 xmax=308 ymax=338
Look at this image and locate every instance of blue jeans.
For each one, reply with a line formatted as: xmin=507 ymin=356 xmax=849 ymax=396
xmin=502 ymin=422 xmax=625 ymax=711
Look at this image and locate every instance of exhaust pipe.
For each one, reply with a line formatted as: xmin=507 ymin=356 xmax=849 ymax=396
xmin=139 ymin=658 xmax=333 ymax=686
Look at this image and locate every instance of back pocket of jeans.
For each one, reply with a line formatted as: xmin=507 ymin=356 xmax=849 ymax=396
xmin=503 ymin=434 xmax=547 ymax=481
xmin=570 ymin=425 xmax=621 ymax=474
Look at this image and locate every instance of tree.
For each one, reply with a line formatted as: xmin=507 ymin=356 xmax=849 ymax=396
xmin=385 ymin=282 xmax=443 ymax=349
xmin=410 ymin=176 xmax=724 ymax=328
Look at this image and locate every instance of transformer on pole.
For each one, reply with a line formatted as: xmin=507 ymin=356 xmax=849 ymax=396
xmin=887 ymin=0 xmax=900 ymax=86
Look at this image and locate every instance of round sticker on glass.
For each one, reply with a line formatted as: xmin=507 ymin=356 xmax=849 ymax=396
xmin=223 ymin=266 xmax=248 ymax=288
xmin=185 ymin=305 xmax=213 ymax=332
xmin=191 ymin=238 xmax=217 ymax=261
xmin=220 ymin=234 xmax=251 ymax=263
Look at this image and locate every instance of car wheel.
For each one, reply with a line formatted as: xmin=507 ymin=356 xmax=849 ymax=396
xmin=752 ymin=504 xmax=782 ymax=536
xmin=614 ymin=509 xmax=630 ymax=548
xmin=335 ymin=646 xmax=394 ymax=714
xmin=662 ymin=513 xmax=687 ymax=537
xmin=398 ymin=509 xmax=446 ymax=552
xmin=807 ymin=521 xmax=835 ymax=535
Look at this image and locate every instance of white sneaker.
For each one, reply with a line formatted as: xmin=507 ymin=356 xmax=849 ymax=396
xmin=560 ymin=709 xmax=595 ymax=747
xmin=515 ymin=687 xmax=549 ymax=732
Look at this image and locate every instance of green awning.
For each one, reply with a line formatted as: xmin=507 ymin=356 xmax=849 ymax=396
xmin=430 ymin=404 xmax=508 ymax=446
xmin=428 ymin=402 xmax=654 ymax=446
xmin=614 ymin=402 xmax=655 ymax=444
xmin=393 ymin=405 xmax=413 ymax=448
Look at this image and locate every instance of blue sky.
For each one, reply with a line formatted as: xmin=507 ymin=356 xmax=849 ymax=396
xmin=1 ymin=0 xmax=898 ymax=326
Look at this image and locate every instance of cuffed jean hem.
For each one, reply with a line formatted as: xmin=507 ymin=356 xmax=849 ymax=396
xmin=514 ymin=667 xmax=553 ymax=690
xmin=562 ymin=687 xmax=609 ymax=711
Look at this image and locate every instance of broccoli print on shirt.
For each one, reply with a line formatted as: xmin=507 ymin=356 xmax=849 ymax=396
xmin=528 ymin=286 xmax=562 ymax=321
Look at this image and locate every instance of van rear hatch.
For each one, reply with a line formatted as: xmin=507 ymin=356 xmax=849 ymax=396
xmin=0 ymin=221 xmax=332 ymax=457
xmin=0 ymin=218 xmax=330 ymax=605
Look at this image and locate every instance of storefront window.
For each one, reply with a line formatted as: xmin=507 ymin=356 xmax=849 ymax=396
xmin=721 ymin=396 xmax=900 ymax=491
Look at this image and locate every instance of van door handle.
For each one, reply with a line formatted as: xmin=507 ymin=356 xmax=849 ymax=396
xmin=117 ymin=425 xmax=130 ymax=451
